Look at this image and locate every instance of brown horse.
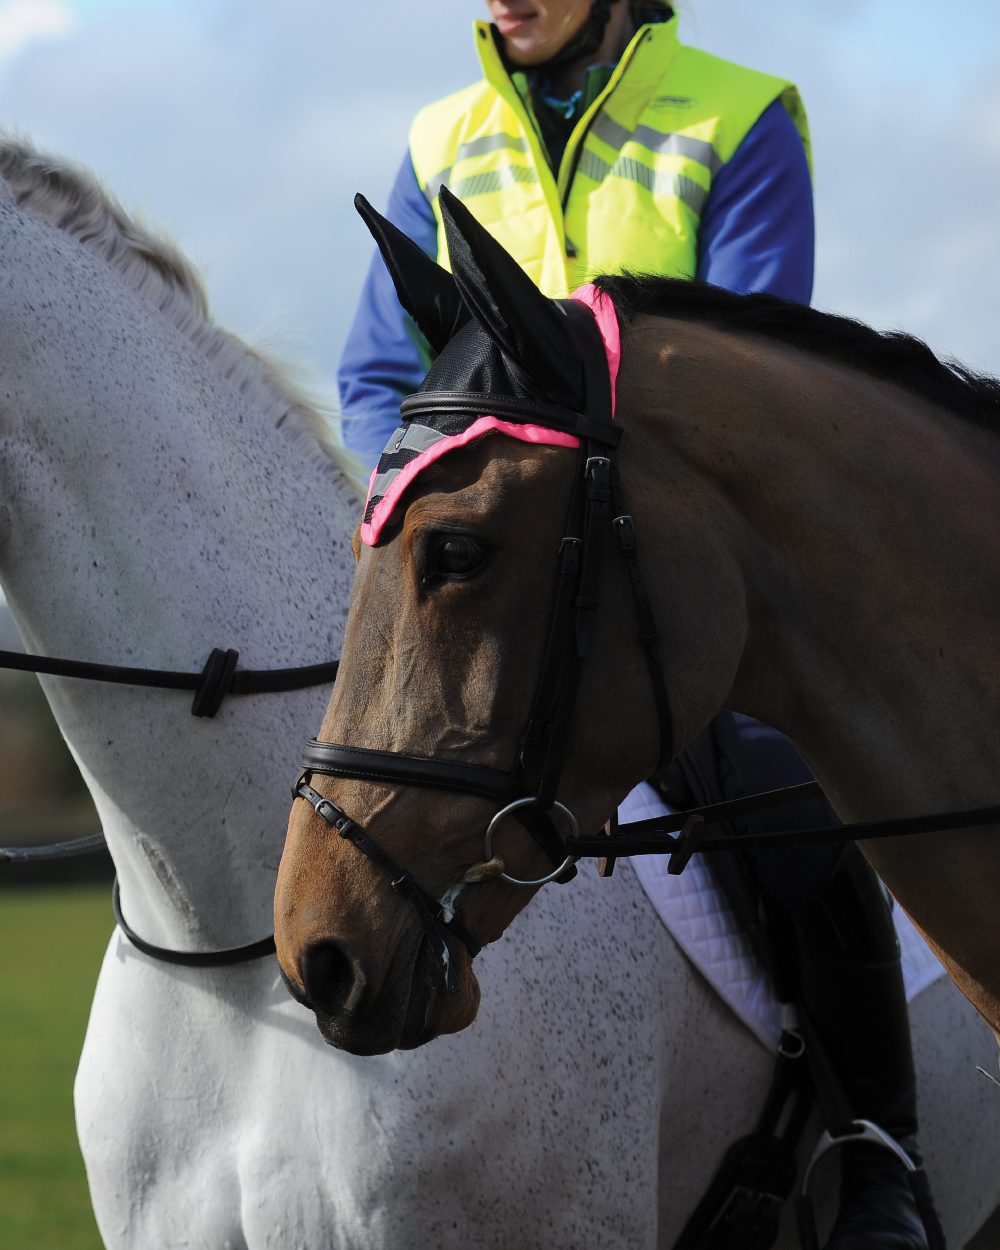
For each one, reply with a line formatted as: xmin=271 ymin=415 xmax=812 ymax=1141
xmin=275 ymin=188 xmax=1000 ymax=1058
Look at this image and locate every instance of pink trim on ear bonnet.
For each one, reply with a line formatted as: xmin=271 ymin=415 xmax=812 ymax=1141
xmin=570 ymin=282 xmax=621 ymax=413
xmin=360 ymin=282 xmax=621 ymax=546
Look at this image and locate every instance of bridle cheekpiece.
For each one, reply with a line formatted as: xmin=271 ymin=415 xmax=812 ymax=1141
xmin=292 ymin=291 xmax=676 ymax=992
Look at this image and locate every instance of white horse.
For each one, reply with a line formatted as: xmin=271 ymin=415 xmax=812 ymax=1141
xmin=0 ymin=137 xmax=998 ymax=1250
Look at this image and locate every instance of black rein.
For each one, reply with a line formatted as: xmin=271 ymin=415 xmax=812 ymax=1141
xmin=0 ymin=643 xmax=339 ymax=965
xmin=0 ymin=645 xmax=340 ymax=718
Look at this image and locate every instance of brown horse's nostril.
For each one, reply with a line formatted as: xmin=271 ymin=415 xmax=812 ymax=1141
xmin=300 ymin=940 xmax=362 ymax=1018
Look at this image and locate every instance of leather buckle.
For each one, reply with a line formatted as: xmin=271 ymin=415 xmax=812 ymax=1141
xmin=597 ymin=811 xmax=619 ymax=878
xmin=667 ymin=813 xmax=705 ymax=875
xmin=191 ymin=647 xmax=239 ymax=718
xmin=612 ymin=513 xmax=637 ymax=552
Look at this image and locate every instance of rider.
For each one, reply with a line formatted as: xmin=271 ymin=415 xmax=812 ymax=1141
xmin=338 ymin=4 xmax=933 ymax=1246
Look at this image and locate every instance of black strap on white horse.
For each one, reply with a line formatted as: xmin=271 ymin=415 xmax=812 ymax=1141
xmin=0 ymin=832 xmax=108 ymax=863
xmin=0 ymin=647 xmax=341 ymax=867
xmin=0 ymin=645 xmax=339 ymax=718
xmin=0 ymin=643 xmax=339 ymax=965
xmin=672 ymin=1039 xmax=812 ymax=1250
xmin=111 ymin=879 xmax=276 ymax=967
xmin=1 ymin=834 xmax=263 ymax=966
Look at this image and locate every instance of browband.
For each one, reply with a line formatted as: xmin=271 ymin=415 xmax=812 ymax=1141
xmin=399 ymin=392 xmax=623 ymax=447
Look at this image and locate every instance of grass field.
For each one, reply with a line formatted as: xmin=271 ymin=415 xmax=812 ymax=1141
xmin=0 ymin=886 xmax=110 ymax=1250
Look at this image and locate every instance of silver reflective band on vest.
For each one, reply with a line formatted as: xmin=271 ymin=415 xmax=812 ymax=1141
xmin=589 ymin=113 xmax=724 ymax=176
xmin=449 ymin=164 xmax=539 ymax=201
xmin=425 ymin=133 xmax=531 ymax=202
xmin=459 ymin=132 xmax=530 ymax=161
xmin=576 ymin=150 xmax=709 ymax=214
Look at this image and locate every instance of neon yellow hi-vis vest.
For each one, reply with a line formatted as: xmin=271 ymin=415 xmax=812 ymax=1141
xmin=409 ymin=17 xmax=811 ymax=298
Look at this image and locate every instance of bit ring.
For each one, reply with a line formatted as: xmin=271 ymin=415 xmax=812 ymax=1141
xmin=484 ymin=796 xmax=579 ymax=886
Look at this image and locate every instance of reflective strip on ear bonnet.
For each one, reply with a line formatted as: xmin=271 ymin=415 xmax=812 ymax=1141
xmin=360 ymin=282 xmax=621 ymax=546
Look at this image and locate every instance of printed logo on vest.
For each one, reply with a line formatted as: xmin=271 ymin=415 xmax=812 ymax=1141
xmin=651 ymin=95 xmax=697 ymax=109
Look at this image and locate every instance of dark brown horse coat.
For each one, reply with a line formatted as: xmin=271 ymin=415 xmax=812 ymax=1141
xmin=276 ymin=188 xmax=1000 ymax=1053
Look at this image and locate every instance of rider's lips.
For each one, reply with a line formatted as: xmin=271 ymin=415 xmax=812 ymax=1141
xmin=490 ymin=6 xmax=538 ymax=37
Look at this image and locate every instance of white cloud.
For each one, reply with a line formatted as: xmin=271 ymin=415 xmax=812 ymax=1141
xmin=0 ymin=0 xmax=74 ymax=63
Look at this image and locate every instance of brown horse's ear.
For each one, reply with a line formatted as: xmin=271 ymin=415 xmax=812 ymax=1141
xmin=438 ymin=185 xmax=584 ymax=405
xmin=354 ymin=193 xmax=469 ymax=355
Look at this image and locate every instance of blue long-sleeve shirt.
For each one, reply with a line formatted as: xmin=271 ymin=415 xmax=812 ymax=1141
xmin=340 ymin=97 xmax=813 ymax=470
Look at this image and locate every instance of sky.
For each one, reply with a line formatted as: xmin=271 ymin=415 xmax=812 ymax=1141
xmin=0 ymin=0 xmax=995 ymax=409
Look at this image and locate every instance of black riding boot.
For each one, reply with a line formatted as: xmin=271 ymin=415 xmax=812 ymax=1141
xmin=789 ymin=846 xmax=935 ymax=1250
xmin=665 ymin=714 xmax=940 ymax=1249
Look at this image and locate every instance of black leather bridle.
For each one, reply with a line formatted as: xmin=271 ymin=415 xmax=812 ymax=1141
xmin=292 ymin=300 xmax=676 ymax=991
xmin=293 ymin=296 xmax=1000 ymax=998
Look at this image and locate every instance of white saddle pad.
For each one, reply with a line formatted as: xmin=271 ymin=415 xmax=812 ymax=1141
xmin=620 ymin=783 xmax=946 ymax=1051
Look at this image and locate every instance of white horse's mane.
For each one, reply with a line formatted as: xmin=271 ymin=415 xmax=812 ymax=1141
xmin=0 ymin=134 xmax=358 ymax=486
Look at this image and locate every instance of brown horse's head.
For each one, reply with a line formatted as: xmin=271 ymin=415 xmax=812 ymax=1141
xmin=275 ymin=192 xmax=661 ymax=1053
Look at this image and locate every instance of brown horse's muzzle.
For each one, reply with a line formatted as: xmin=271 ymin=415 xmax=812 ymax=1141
xmin=280 ymin=925 xmax=479 ymax=1055
xmin=275 ymin=797 xmax=483 ymax=1053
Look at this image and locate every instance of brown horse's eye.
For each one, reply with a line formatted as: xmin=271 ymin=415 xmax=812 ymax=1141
xmin=423 ymin=534 xmax=487 ymax=587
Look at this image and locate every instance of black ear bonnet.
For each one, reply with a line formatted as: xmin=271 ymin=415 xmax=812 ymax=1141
xmin=354 ymin=188 xmax=619 ymax=545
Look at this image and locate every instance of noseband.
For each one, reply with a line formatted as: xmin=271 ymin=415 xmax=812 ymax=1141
xmin=293 ymin=300 xmax=675 ymax=992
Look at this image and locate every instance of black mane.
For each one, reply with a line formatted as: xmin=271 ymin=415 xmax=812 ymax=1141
xmin=595 ymin=274 xmax=1000 ymax=432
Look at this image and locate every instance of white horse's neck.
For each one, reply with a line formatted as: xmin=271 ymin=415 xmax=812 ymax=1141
xmin=0 ymin=165 xmax=359 ymax=949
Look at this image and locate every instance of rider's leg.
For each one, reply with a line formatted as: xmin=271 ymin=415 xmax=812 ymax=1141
xmin=788 ymin=844 xmax=928 ymax=1250
xmin=708 ymin=712 xmax=933 ymax=1250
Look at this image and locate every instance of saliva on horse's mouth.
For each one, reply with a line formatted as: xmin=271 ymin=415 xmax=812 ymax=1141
xmin=399 ymin=933 xmax=453 ymax=1049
